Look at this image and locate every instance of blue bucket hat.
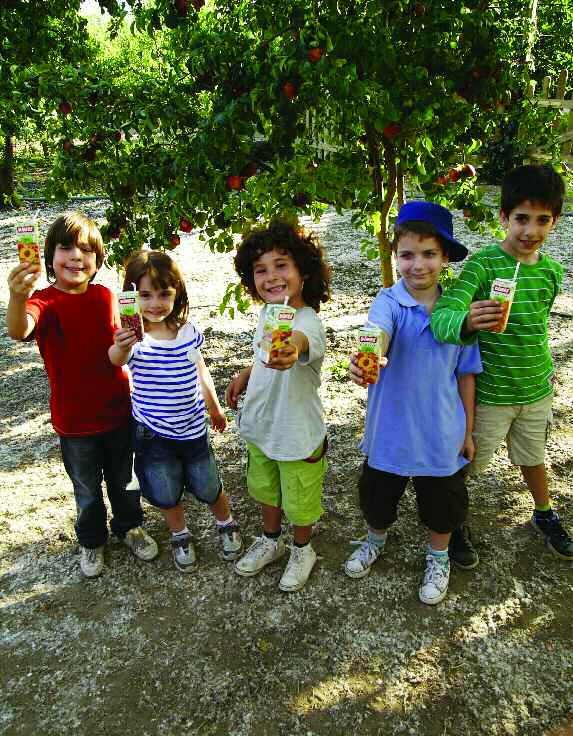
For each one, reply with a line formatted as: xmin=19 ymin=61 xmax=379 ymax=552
xmin=395 ymin=201 xmax=468 ymax=262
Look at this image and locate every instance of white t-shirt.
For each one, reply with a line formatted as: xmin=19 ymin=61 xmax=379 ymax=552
xmin=128 ymin=322 xmax=206 ymax=440
xmin=237 ymin=305 xmax=326 ymax=460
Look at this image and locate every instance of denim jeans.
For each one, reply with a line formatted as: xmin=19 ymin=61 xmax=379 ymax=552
xmin=59 ymin=421 xmax=143 ymax=548
xmin=133 ymin=422 xmax=221 ymax=509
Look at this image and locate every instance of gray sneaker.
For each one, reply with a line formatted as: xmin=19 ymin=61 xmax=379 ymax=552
xmin=123 ymin=526 xmax=159 ymax=562
xmin=218 ymin=524 xmax=243 ymax=561
xmin=80 ymin=545 xmax=104 ymax=578
xmin=419 ymin=554 xmax=450 ymax=605
xmin=234 ymin=535 xmax=286 ymax=577
xmin=344 ymin=538 xmax=384 ymax=579
xmin=171 ymin=533 xmax=197 ymax=572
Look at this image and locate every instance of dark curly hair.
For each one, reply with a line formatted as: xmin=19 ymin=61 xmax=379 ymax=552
xmin=123 ymin=250 xmax=189 ymax=330
xmin=234 ymin=219 xmax=331 ymax=312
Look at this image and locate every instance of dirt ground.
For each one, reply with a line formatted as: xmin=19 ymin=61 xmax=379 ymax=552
xmin=1 ymin=199 xmax=572 ymax=736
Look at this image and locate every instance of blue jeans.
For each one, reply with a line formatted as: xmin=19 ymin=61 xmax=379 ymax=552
xmin=133 ymin=422 xmax=221 ymax=509
xmin=59 ymin=421 xmax=143 ymax=548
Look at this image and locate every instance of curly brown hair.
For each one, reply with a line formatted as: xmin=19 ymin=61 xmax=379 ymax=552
xmin=234 ymin=219 xmax=331 ymax=312
xmin=123 ymin=250 xmax=189 ymax=330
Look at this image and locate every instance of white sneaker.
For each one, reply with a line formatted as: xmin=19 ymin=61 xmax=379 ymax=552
xmin=171 ymin=533 xmax=196 ymax=573
xmin=234 ymin=535 xmax=286 ymax=577
xmin=123 ymin=526 xmax=159 ymax=562
xmin=218 ymin=524 xmax=243 ymax=561
xmin=419 ymin=554 xmax=450 ymax=605
xmin=80 ymin=545 xmax=104 ymax=578
xmin=344 ymin=538 xmax=384 ymax=579
xmin=279 ymin=544 xmax=317 ymax=592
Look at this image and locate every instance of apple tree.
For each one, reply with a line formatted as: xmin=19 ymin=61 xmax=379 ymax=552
xmin=41 ymin=0 xmax=547 ymax=286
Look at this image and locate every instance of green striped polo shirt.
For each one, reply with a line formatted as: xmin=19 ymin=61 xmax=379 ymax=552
xmin=431 ymin=244 xmax=563 ymax=405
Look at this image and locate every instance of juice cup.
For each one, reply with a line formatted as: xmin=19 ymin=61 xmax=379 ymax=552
xmin=259 ymin=304 xmax=296 ymax=363
xmin=117 ymin=290 xmax=144 ymax=341
xmin=489 ymin=278 xmax=517 ymax=333
xmin=356 ymin=325 xmax=389 ymax=384
xmin=16 ymin=221 xmax=41 ymax=267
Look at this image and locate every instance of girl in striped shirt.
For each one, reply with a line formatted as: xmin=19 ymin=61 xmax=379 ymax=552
xmin=109 ymin=250 xmax=242 ymax=572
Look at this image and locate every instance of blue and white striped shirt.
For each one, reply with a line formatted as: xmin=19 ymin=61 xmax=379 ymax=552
xmin=128 ymin=322 xmax=206 ymax=440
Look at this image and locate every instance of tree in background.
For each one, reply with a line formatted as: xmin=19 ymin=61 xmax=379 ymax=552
xmin=15 ymin=0 xmax=568 ymax=288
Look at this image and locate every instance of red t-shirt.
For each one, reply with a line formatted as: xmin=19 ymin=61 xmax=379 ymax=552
xmin=26 ymin=284 xmax=131 ymax=437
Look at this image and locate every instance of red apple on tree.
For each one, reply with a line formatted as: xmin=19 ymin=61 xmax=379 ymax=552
xmin=435 ymin=175 xmax=448 ymax=186
xmin=383 ymin=122 xmax=401 ymax=140
xmin=307 ymin=47 xmax=324 ymax=63
xmin=58 ymin=100 xmax=72 ymax=115
xmin=413 ymin=3 xmax=426 ymax=16
xmin=114 ymin=130 xmax=125 ymax=142
xmin=227 ymin=175 xmax=243 ymax=191
xmin=179 ymin=217 xmax=193 ymax=233
xmin=83 ymin=147 xmax=97 ymax=162
xmin=448 ymin=167 xmax=461 ymax=183
xmin=192 ymin=0 xmax=205 ymax=8
xmin=168 ymin=234 xmax=181 ymax=249
xmin=282 ymin=82 xmax=298 ymax=101
xmin=62 ymin=139 xmax=74 ymax=153
xmin=462 ymin=163 xmax=477 ymax=177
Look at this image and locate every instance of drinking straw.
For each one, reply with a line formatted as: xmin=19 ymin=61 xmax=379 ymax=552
xmin=512 ymin=261 xmax=520 ymax=282
xmin=283 ymin=296 xmax=289 ymax=305
xmin=132 ymin=282 xmax=137 ymax=292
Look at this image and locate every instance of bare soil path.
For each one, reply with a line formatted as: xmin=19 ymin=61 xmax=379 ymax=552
xmin=1 ymin=199 xmax=572 ymax=736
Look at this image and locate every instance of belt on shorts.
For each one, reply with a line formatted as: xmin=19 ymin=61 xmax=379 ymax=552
xmin=303 ymin=436 xmax=328 ymax=464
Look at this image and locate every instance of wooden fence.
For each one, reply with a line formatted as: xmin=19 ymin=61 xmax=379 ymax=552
xmin=528 ymin=70 xmax=573 ymax=165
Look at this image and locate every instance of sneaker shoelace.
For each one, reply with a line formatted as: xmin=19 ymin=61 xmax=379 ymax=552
xmin=543 ymin=515 xmax=570 ymax=541
xmin=350 ymin=538 xmax=381 ymax=566
xmin=85 ymin=548 xmax=98 ymax=563
xmin=129 ymin=528 xmax=150 ymax=552
xmin=424 ymin=556 xmax=449 ymax=586
xmin=287 ymin=546 xmax=306 ymax=572
xmin=247 ymin=536 xmax=275 ymax=561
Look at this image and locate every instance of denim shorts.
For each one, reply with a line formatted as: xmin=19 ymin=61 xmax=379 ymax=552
xmin=133 ymin=421 xmax=222 ymax=509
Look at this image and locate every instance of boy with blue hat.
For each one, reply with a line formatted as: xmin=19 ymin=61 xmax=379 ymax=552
xmin=345 ymin=200 xmax=482 ymax=605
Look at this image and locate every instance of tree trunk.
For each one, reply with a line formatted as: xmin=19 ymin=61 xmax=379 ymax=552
xmin=377 ymin=140 xmax=398 ymax=287
xmin=0 ymin=129 xmax=15 ymax=207
xmin=365 ymin=124 xmax=396 ymax=287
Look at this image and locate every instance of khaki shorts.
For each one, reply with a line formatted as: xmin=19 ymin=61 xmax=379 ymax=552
xmin=466 ymin=393 xmax=553 ymax=475
xmin=246 ymin=441 xmax=327 ymax=526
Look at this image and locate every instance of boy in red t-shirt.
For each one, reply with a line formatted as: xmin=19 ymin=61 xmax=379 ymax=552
xmin=6 ymin=212 xmax=157 ymax=578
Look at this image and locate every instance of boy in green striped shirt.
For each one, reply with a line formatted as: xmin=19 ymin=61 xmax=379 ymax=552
xmin=431 ymin=164 xmax=573 ymax=562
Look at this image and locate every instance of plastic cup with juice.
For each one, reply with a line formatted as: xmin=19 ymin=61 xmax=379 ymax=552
xmin=16 ymin=220 xmax=41 ymax=267
xmin=356 ymin=324 xmax=390 ymax=384
xmin=259 ymin=304 xmax=296 ymax=363
xmin=489 ymin=262 xmax=520 ymax=334
xmin=117 ymin=290 xmax=144 ymax=341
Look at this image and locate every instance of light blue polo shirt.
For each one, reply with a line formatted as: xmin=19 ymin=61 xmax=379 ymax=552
xmin=360 ymin=279 xmax=483 ymax=477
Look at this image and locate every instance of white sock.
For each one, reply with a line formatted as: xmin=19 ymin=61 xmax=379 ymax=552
xmin=171 ymin=526 xmax=189 ymax=539
xmin=216 ymin=516 xmax=234 ymax=528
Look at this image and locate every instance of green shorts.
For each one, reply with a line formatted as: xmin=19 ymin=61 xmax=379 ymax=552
xmin=246 ymin=441 xmax=327 ymax=526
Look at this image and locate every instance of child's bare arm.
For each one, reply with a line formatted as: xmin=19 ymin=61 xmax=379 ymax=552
xmin=6 ymin=263 xmax=41 ymax=340
xmin=108 ymin=327 xmax=137 ymax=366
xmin=457 ymin=372 xmax=476 ymax=461
xmin=226 ymin=366 xmax=252 ymax=409
xmin=196 ymin=352 xmax=227 ymax=432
